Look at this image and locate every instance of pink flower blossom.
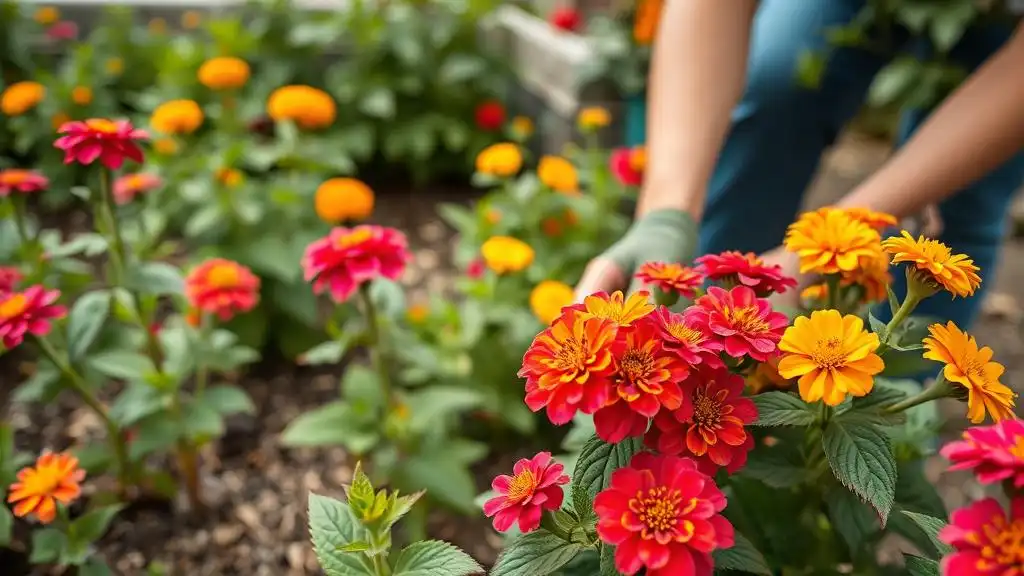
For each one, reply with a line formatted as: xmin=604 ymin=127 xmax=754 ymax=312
xmin=483 ymin=452 xmax=569 ymax=533
xmin=302 ymin=225 xmax=411 ymax=303
xmin=112 ymin=173 xmax=162 ymax=205
xmin=940 ymin=496 xmax=1024 ymax=576
xmin=0 ymin=170 xmax=48 ymax=196
xmin=54 ymin=118 xmax=147 ymax=170
xmin=0 ymin=286 xmax=66 ymax=349
xmin=941 ymin=419 xmax=1024 ymax=489
xmin=684 ymin=286 xmax=788 ymax=361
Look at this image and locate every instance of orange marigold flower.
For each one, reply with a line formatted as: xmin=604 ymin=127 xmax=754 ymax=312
xmin=267 ymin=85 xmax=336 ymax=130
xmin=7 ymin=451 xmax=84 ymax=524
xmin=923 ymin=321 xmax=1016 ymax=423
xmin=315 ymin=178 xmax=374 ymax=223
xmin=635 ymin=261 xmax=704 ymax=299
xmin=577 ymin=106 xmax=610 ymax=132
xmin=0 ymin=169 xmax=48 ymax=196
xmin=572 ymin=290 xmax=654 ymax=328
xmin=215 ymin=167 xmax=243 ymax=188
xmin=1 ymin=81 xmax=46 ymax=116
xmin=778 ymin=310 xmax=884 ymax=406
xmin=530 ymin=280 xmax=575 ymax=325
xmin=405 ymin=303 xmax=429 ymax=324
xmin=151 ymin=99 xmax=204 ymax=135
xmin=481 ymin=236 xmax=534 ymax=274
xmin=54 ymin=118 xmax=147 ymax=170
xmin=784 ymin=207 xmax=881 ymax=275
xmin=841 ymin=248 xmax=892 ymax=304
xmin=511 ymin=115 xmax=534 ymax=139
xmin=185 ymin=258 xmax=260 ymax=321
xmin=801 ymin=283 xmax=829 ymax=302
xmin=148 ymin=18 xmax=167 ymax=34
xmin=34 ymin=6 xmax=60 ymax=25
xmin=746 ymin=355 xmax=791 ymax=395
xmin=71 ymin=86 xmax=92 ymax=106
xmin=198 ymin=57 xmax=250 ymax=90
xmin=181 ymin=10 xmax=202 ymax=29
xmin=154 ymin=137 xmax=178 ymax=156
xmin=841 ymin=206 xmax=898 ymax=230
xmin=882 ymin=231 xmax=981 ymax=298
xmin=633 ymin=0 xmax=663 ymax=45
xmin=538 ymin=155 xmax=579 ymax=195
xmin=113 ymin=173 xmax=162 ymax=205
xmin=519 ymin=308 xmax=617 ymax=424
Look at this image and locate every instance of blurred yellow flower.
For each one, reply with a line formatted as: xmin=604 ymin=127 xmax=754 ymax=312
xmin=154 ymin=137 xmax=179 ymax=156
xmin=105 ymin=58 xmax=124 ymax=76
xmin=1 ymin=81 xmax=45 ymax=116
xmin=198 ymin=57 xmax=250 ymax=91
xmin=475 ymin=143 xmax=522 ymax=178
xmin=577 ymin=106 xmax=610 ymax=131
xmin=634 ymin=0 xmax=663 ymax=45
xmin=800 ymin=284 xmax=828 ymax=302
xmin=151 ymin=99 xmax=204 ymax=135
xmin=215 ymin=167 xmax=243 ymax=188
xmin=784 ymin=208 xmax=880 ymax=275
xmin=538 ymin=155 xmax=578 ymax=194
xmin=841 ymin=206 xmax=898 ymax=230
xmin=530 ymin=280 xmax=575 ymax=325
xmin=71 ymin=86 xmax=92 ymax=106
xmin=148 ymin=18 xmax=167 ymax=35
xmin=406 ymin=303 xmax=429 ymax=324
xmin=181 ymin=10 xmax=202 ymax=30
xmin=267 ymin=85 xmax=336 ymax=130
xmin=34 ymin=6 xmax=60 ymax=25
xmin=511 ymin=116 xmax=534 ymax=138
xmin=882 ymin=231 xmax=981 ymax=299
xmin=923 ymin=321 xmax=1016 ymax=423
xmin=481 ymin=236 xmax=534 ymax=274
xmin=315 ymin=178 xmax=375 ymax=223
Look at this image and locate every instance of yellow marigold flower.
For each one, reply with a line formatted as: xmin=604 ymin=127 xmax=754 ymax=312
xmin=105 ymin=58 xmax=124 ymax=76
xmin=841 ymin=248 xmax=892 ymax=304
xmin=197 ymin=57 xmax=250 ymax=90
xmin=50 ymin=112 xmax=70 ymax=132
xmin=267 ymin=85 xmax=336 ymax=130
xmin=538 ymin=155 xmax=578 ymax=194
xmin=148 ymin=18 xmax=167 ymax=34
xmin=181 ymin=10 xmax=202 ymax=29
xmin=34 ymin=6 xmax=60 ymax=25
xmin=154 ymin=137 xmax=179 ymax=156
xmin=1 ymin=81 xmax=46 ymax=116
xmin=784 ymin=208 xmax=881 ymax=275
xmin=7 ymin=451 xmax=84 ymax=524
xmin=71 ymin=86 xmax=92 ymax=106
xmin=215 ymin=167 xmax=243 ymax=188
xmin=511 ymin=116 xmax=534 ymax=138
xmin=841 ymin=206 xmax=898 ymax=230
xmin=576 ymin=290 xmax=654 ymax=327
xmin=577 ymin=106 xmax=611 ymax=131
xmin=151 ymin=99 xmax=204 ymax=135
xmin=881 ymin=231 xmax=981 ymax=298
xmin=800 ymin=283 xmax=828 ymax=302
xmin=406 ymin=303 xmax=429 ymax=324
xmin=746 ymin=356 xmax=791 ymax=395
xmin=315 ymin=178 xmax=374 ymax=223
xmin=778 ymin=309 xmax=884 ymax=406
xmin=530 ymin=280 xmax=575 ymax=325
xmin=475 ymin=143 xmax=522 ymax=177
xmin=633 ymin=0 xmax=662 ymax=45
xmin=922 ymin=321 xmax=1016 ymax=423
xmin=481 ymin=236 xmax=534 ymax=274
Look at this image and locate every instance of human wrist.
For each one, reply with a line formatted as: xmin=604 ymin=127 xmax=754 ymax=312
xmin=637 ymin=178 xmax=706 ymax=220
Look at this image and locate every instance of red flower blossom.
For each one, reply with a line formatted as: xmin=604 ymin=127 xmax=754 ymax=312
xmin=940 ymin=496 xmax=1024 ymax=576
xmin=483 ymin=451 xmax=569 ymax=533
xmin=684 ymin=285 xmax=788 ymax=361
xmin=695 ymin=251 xmax=798 ymax=296
xmin=302 ymin=225 xmax=411 ymax=303
xmin=0 ymin=286 xmax=66 ymax=349
xmin=645 ymin=367 xmax=757 ymax=475
xmin=519 ymin=308 xmax=617 ymax=424
xmin=46 ymin=21 xmax=78 ymax=41
xmin=0 ymin=169 xmax=48 ymax=196
xmin=112 ymin=173 xmax=162 ymax=205
xmin=54 ymin=118 xmax=147 ymax=170
xmin=184 ymin=258 xmax=260 ymax=321
xmin=549 ymin=6 xmax=582 ymax=32
xmin=571 ymin=290 xmax=655 ymax=328
xmin=595 ymin=452 xmax=734 ymax=576
xmin=0 ymin=267 xmax=22 ymax=295
xmin=466 ymin=257 xmax=486 ymax=280
xmin=474 ymin=100 xmax=506 ymax=131
xmin=941 ymin=419 xmax=1024 ymax=489
xmin=594 ymin=315 xmax=689 ymax=442
xmin=635 ymin=262 xmax=705 ymax=299
xmin=610 ymin=147 xmax=643 ymax=186
xmin=653 ymin=307 xmax=724 ymax=369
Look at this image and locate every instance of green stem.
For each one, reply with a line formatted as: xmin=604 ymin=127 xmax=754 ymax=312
xmin=883 ymin=374 xmax=952 ymax=414
xmin=358 ymin=283 xmax=393 ymax=408
xmin=818 ymin=401 xmax=833 ymax=428
xmin=9 ymin=196 xmax=31 ymax=246
xmin=881 ymin=291 xmax=922 ymax=348
xmin=371 ymin=554 xmax=392 ymax=576
xmin=98 ymin=169 xmax=128 ymax=286
xmin=825 ymin=274 xmax=841 ymax=311
xmin=194 ymin=314 xmax=211 ymax=399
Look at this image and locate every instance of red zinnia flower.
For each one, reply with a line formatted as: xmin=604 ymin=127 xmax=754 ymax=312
xmin=594 ymin=314 xmax=689 ymax=443
xmin=610 ymin=147 xmax=644 ymax=187
xmin=0 ymin=286 xmax=66 ymax=350
xmin=653 ymin=307 xmax=724 ymax=369
xmin=684 ymin=285 xmax=788 ymax=362
xmin=549 ymin=6 xmax=582 ymax=32
xmin=595 ymin=452 xmax=735 ymax=576
xmin=695 ymin=251 xmax=798 ymax=297
xmin=635 ymin=262 xmax=705 ymax=299
xmin=483 ymin=451 xmax=569 ymax=533
xmin=0 ymin=267 xmax=22 ymax=295
xmin=46 ymin=21 xmax=79 ymax=41
xmin=113 ymin=173 xmax=162 ymax=205
xmin=302 ymin=225 xmax=411 ymax=303
xmin=941 ymin=419 xmax=1024 ymax=489
xmin=940 ymin=496 xmax=1024 ymax=576
xmin=466 ymin=257 xmax=486 ymax=280
xmin=184 ymin=258 xmax=260 ymax=321
xmin=474 ymin=100 xmax=506 ymax=132
xmin=571 ymin=290 xmax=655 ymax=328
xmin=519 ymin=308 xmax=617 ymax=424
xmin=645 ymin=367 xmax=757 ymax=475
xmin=7 ymin=451 xmax=85 ymax=524
xmin=0 ymin=169 xmax=48 ymax=197
xmin=54 ymin=118 xmax=147 ymax=169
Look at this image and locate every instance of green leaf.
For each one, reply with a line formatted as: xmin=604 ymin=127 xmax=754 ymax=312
xmin=280 ymin=401 xmax=354 ymax=447
xmin=30 ymin=528 xmax=67 ymax=563
xmin=886 ymin=285 xmax=900 ymax=316
xmin=900 ymin=511 xmax=953 ymax=557
xmin=240 ymin=235 xmax=300 ymax=282
xmin=437 ymin=53 xmax=487 ymax=84
xmin=930 ymin=1 xmax=975 ymax=52
xmin=572 ymin=484 xmax=595 ymax=525
xmin=73 ymin=442 xmax=114 ymax=476
xmin=393 ymin=540 xmax=483 ymax=576
xmin=868 ymin=57 xmax=920 ymax=107
xmin=751 ymin=392 xmax=816 ymax=427
xmin=307 ymin=493 xmax=375 ymax=576
xmin=822 ymin=417 xmax=898 ymax=525
xmin=490 ymin=531 xmax=584 ymax=576
xmin=711 ymin=532 xmax=772 ymax=576
xmin=89 ymin=350 xmax=157 ymax=381
xmin=825 ymin=485 xmax=879 ymax=554
xmin=598 ymin=543 xmax=617 ymax=576
xmin=298 ymin=338 xmax=351 ymax=366
xmin=66 ymin=289 xmax=111 ymax=360
xmin=127 ymin=262 xmax=185 ymax=296
xmin=12 ymin=361 xmax=62 ymax=403
xmin=201 ymin=386 xmax=256 ymax=416
xmin=184 ymin=204 xmax=225 ymax=238
xmin=47 ymin=233 xmax=109 ymax=258
xmin=896 ymin=460 xmax=947 ymax=519
xmin=740 ymin=441 xmax=808 ymax=488
xmin=572 ymin=435 xmax=643 ymax=497
xmin=393 ymin=451 xmax=478 ymax=514
xmin=904 ymin=555 xmax=940 ymax=576
xmin=78 ymin=558 xmax=114 ymax=576
xmin=868 ymin=311 xmax=887 ymax=341
xmin=359 ymin=87 xmax=396 ymax=119
xmin=70 ymin=504 xmax=124 ymax=545
xmin=795 ymin=49 xmax=826 ymax=89
xmin=404 ymin=386 xmax=485 ymax=432
xmin=0 ymin=506 xmax=12 ymax=547
xmin=129 ymin=416 xmax=180 ymax=459
xmin=109 ymin=383 xmax=164 ymax=427
xmin=183 ymin=399 xmax=225 ymax=439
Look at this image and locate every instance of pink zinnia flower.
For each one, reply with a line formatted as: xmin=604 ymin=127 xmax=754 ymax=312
xmin=466 ymin=258 xmax=486 ymax=280
xmin=941 ymin=419 xmax=1024 ymax=489
xmin=0 ymin=169 xmax=48 ymax=196
xmin=609 ymin=147 xmax=643 ymax=187
xmin=302 ymin=225 xmax=411 ymax=303
xmin=54 ymin=118 xmax=147 ymax=170
xmin=483 ymin=451 xmax=569 ymax=533
xmin=46 ymin=21 xmax=78 ymax=41
xmin=0 ymin=286 xmax=66 ymax=349
xmin=939 ymin=496 xmax=1024 ymax=575
xmin=184 ymin=259 xmax=260 ymax=321
xmin=684 ymin=285 xmax=788 ymax=362
xmin=696 ymin=251 xmax=798 ymax=297
xmin=0 ymin=268 xmax=22 ymax=295
xmin=549 ymin=6 xmax=582 ymax=32
xmin=653 ymin=307 xmax=724 ymax=369
xmin=112 ymin=173 xmax=162 ymax=205
xmin=635 ymin=261 xmax=704 ymax=299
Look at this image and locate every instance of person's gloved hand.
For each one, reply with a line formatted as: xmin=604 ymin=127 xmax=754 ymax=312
xmin=574 ymin=208 xmax=698 ymax=301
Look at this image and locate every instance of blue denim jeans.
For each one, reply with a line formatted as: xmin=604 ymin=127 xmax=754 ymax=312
xmin=627 ymin=0 xmax=1024 ymax=330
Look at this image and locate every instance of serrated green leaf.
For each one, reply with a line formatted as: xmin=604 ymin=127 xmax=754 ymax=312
xmin=825 ymin=485 xmax=880 ymax=554
xmin=308 ymin=494 xmax=375 ymax=576
xmin=900 ymin=511 xmax=953 ymax=557
xmin=572 ymin=435 xmax=643 ymax=498
xmin=598 ymin=543 xmax=617 ymax=576
xmin=490 ymin=531 xmax=583 ymax=576
xmin=392 ymin=540 xmax=483 ymax=575
xmin=823 ymin=417 xmax=897 ymax=525
xmin=66 ymin=289 xmax=111 ymax=361
xmin=904 ymin=554 xmax=940 ymax=576
xmin=711 ymin=532 xmax=772 ymax=575
xmin=739 ymin=441 xmax=808 ymax=488
xmin=751 ymin=392 xmax=816 ymax=427
xmin=868 ymin=311 xmax=887 ymax=341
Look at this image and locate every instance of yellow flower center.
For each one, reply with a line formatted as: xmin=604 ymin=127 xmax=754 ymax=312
xmin=0 ymin=170 xmax=29 ymax=185
xmin=26 ymin=465 xmax=64 ymax=495
xmin=666 ymin=321 xmax=704 ymax=344
xmin=628 ymin=486 xmax=696 ymax=541
xmin=334 ymin=228 xmax=373 ymax=249
xmin=555 ymin=336 xmax=587 ymax=372
xmin=962 ymin=356 xmax=988 ymax=382
xmin=723 ymin=305 xmax=769 ymax=333
xmin=810 ymin=337 xmax=847 ymax=370
xmin=0 ymin=294 xmax=28 ymax=320
xmin=1009 ymin=437 xmax=1024 ymax=460
xmin=692 ymin=388 xmax=721 ymax=427
xmin=85 ymin=119 xmax=118 ymax=134
xmin=506 ymin=469 xmax=536 ymax=503
xmin=619 ymin=346 xmax=655 ymax=384
xmin=980 ymin=514 xmax=1024 ymax=567
xmin=206 ymin=264 xmax=240 ymax=288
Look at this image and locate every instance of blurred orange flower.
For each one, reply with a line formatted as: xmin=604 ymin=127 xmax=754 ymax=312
xmin=267 ymin=85 xmax=336 ymax=130
xmin=1 ymin=81 xmax=45 ymax=116
xmin=151 ymin=99 xmax=204 ymax=135
xmin=538 ymin=156 xmax=578 ymax=194
xmin=315 ymin=178 xmax=375 ymax=223
xmin=8 ymin=451 xmax=84 ymax=524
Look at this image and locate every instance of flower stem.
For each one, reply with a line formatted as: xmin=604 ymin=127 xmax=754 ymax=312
xmin=9 ymin=196 xmax=31 ymax=246
xmin=883 ymin=291 xmax=921 ymax=346
xmin=98 ymin=169 xmax=128 ymax=286
xmin=883 ymin=374 xmax=953 ymax=414
xmin=825 ymin=274 xmax=841 ymax=311
xmin=371 ymin=554 xmax=392 ymax=576
xmin=194 ymin=314 xmax=211 ymax=399
xmin=358 ymin=283 xmax=393 ymax=408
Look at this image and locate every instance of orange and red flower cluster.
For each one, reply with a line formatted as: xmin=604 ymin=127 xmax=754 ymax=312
xmin=482 ymin=451 xmax=569 ymax=533
xmin=302 ymin=225 xmax=411 ymax=303
xmin=0 ymin=286 xmax=66 ymax=349
xmin=185 ymin=258 xmax=260 ymax=322
xmin=54 ymin=118 xmax=147 ymax=170
xmin=0 ymin=169 xmax=48 ymax=196
xmin=695 ymin=251 xmax=798 ymax=297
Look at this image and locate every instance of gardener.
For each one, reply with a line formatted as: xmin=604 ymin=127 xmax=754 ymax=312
xmin=575 ymin=0 xmax=1024 ymax=331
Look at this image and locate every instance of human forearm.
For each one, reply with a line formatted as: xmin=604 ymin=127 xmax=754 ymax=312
xmin=839 ymin=23 xmax=1024 ymax=218
xmin=637 ymin=0 xmax=758 ymax=218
